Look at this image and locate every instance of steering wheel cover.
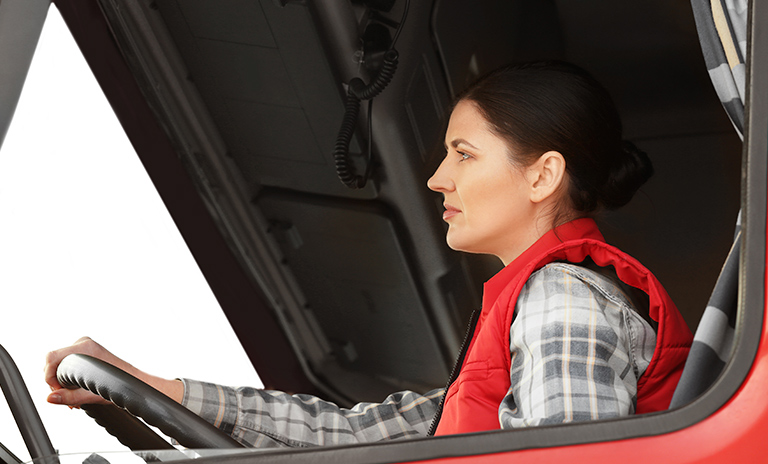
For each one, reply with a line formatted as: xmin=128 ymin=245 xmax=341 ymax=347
xmin=57 ymin=354 xmax=243 ymax=449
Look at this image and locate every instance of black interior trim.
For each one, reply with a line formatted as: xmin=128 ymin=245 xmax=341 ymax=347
xmin=0 ymin=344 xmax=56 ymax=463
xmin=0 ymin=443 xmax=22 ymax=464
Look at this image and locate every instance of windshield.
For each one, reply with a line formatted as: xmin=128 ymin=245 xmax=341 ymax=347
xmin=0 ymin=7 xmax=261 ymax=463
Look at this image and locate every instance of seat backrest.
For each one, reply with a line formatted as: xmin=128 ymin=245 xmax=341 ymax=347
xmin=669 ymin=229 xmax=740 ymax=408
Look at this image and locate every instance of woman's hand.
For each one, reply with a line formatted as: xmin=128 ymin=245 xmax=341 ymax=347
xmin=44 ymin=336 xmax=183 ymax=407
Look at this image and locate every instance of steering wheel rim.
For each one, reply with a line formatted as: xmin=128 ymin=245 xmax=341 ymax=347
xmin=57 ymin=354 xmax=244 ymax=450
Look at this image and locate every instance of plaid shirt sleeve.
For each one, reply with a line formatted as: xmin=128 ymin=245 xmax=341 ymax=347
xmin=500 ymin=263 xmax=657 ymax=428
xmin=181 ymin=263 xmax=655 ymax=446
xmin=181 ymin=378 xmax=443 ymax=448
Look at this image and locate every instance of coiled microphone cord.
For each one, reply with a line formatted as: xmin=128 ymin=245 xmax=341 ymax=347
xmin=333 ymin=0 xmax=409 ymax=189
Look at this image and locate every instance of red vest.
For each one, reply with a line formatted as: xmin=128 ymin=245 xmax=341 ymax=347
xmin=434 ymin=218 xmax=693 ymax=435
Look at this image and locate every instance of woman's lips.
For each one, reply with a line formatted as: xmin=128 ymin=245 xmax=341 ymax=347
xmin=443 ymin=203 xmax=461 ymax=220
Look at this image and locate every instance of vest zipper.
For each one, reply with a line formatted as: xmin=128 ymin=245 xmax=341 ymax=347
xmin=427 ymin=309 xmax=481 ymax=436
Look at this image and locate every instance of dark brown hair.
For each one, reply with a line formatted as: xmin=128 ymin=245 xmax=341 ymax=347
xmin=457 ymin=61 xmax=653 ymax=219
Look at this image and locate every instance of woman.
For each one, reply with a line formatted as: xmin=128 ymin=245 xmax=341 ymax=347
xmin=44 ymin=61 xmax=692 ymax=446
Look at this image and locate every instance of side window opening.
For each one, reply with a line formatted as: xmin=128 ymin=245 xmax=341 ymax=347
xmin=669 ymin=0 xmax=747 ymax=408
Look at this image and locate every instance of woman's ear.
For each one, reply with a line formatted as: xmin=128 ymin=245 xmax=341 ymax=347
xmin=527 ymin=151 xmax=566 ymax=203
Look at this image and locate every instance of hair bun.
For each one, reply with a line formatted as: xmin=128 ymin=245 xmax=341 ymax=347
xmin=598 ymin=140 xmax=654 ymax=210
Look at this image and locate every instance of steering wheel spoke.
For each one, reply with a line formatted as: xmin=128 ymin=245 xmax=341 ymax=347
xmin=81 ymin=404 xmax=175 ymax=451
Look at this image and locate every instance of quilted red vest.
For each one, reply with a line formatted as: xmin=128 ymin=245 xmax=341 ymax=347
xmin=434 ymin=218 xmax=693 ymax=435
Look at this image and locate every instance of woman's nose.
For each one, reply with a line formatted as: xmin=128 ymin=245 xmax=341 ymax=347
xmin=427 ymin=158 xmax=454 ymax=192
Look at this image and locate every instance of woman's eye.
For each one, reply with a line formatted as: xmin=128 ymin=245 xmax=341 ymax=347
xmin=459 ymin=152 xmax=471 ymax=162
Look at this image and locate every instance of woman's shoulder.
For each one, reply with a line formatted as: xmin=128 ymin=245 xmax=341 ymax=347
xmin=524 ymin=262 xmax=636 ymax=312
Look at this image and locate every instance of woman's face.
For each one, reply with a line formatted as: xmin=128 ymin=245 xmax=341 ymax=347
xmin=427 ymin=100 xmax=543 ymax=265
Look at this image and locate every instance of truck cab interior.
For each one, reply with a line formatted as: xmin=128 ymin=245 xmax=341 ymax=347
xmin=78 ymin=0 xmax=745 ymax=401
xmin=1 ymin=0 xmax=765 ymax=463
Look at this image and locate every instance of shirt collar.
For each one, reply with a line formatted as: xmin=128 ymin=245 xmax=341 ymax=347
xmin=482 ymin=218 xmax=605 ymax=309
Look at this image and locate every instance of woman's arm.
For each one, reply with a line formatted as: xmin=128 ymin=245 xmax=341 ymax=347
xmin=499 ymin=264 xmax=656 ymax=428
xmin=44 ymin=337 xmax=442 ymax=447
xmin=181 ymin=379 xmax=443 ymax=447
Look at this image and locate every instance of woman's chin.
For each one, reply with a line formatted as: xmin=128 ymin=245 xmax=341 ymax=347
xmin=445 ymin=233 xmax=472 ymax=254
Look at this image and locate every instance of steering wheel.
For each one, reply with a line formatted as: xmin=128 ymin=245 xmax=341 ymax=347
xmin=57 ymin=354 xmax=244 ymax=451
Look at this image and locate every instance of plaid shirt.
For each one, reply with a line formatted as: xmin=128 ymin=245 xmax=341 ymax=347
xmin=181 ymin=263 xmax=656 ymax=448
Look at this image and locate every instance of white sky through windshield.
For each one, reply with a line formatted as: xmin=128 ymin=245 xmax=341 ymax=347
xmin=0 ymin=7 xmax=263 ymax=461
